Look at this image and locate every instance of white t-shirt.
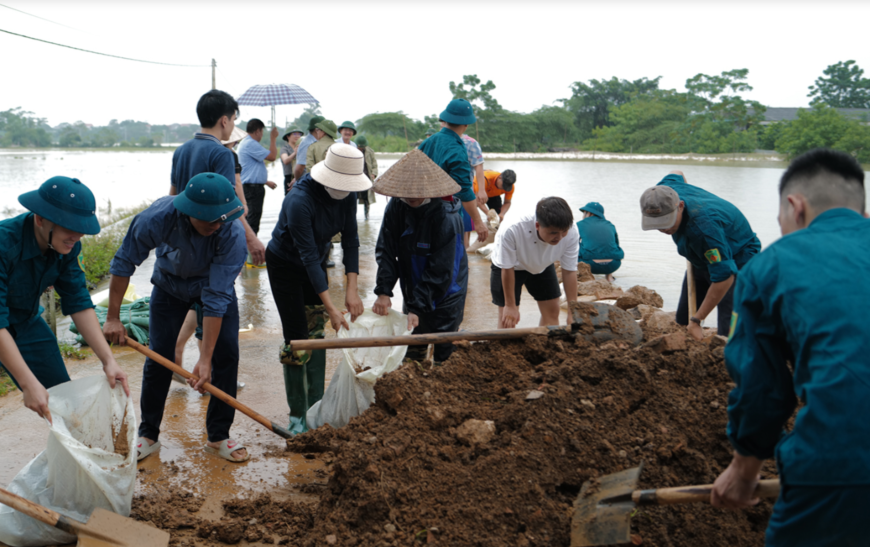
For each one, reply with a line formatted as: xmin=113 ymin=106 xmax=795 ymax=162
xmin=491 ymin=213 xmax=580 ymax=274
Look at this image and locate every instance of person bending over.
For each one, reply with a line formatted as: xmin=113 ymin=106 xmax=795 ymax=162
xmin=490 ymin=197 xmax=579 ymax=329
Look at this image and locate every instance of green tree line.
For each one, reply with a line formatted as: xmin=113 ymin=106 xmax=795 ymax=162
xmin=4 ymin=61 xmax=870 ymax=161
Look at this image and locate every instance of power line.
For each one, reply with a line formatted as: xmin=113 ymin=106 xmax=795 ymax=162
xmin=0 ymin=27 xmax=209 ymax=67
xmin=0 ymin=3 xmax=82 ymax=32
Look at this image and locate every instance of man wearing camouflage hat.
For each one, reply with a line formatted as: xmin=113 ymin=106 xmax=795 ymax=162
xmin=305 ymin=119 xmax=339 ymax=173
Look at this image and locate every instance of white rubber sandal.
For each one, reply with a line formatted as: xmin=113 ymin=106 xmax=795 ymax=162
xmin=136 ymin=437 xmax=161 ymax=461
xmin=203 ymin=439 xmax=250 ymax=463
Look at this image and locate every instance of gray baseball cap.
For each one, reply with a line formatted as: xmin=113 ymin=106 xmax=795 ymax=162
xmin=640 ymin=186 xmax=681 ymax=231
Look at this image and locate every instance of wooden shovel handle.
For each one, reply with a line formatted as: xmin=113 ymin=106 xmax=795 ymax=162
xmin=633 ymin=479 xmax=780 ymax=506
xmin=289 ymin=325 xmax=566 ymax=351
xmin=126 ymin=339 xmax=293 ymax=440
xmin=687 ymin=260 xmax=698 ymax=318
xmin=0 ymin=486 xmax=95 ymax=536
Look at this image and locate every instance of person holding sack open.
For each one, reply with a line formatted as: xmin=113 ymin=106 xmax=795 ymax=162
xmin=0 ymin=177 xmax=129 ymax=423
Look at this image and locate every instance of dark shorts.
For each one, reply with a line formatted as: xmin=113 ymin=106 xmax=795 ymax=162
xmin=490 ymin=264 xmax=561 ymax=306
xmin=581 ymin=259 xmax=621 ymax=276
xmin=487 ymin=195 xmax=503 ymax=214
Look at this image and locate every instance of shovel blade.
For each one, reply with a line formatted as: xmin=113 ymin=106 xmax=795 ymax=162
xmin=77 ymin=508 xmax=170 ymax=547
xmin=571 ymin=466 xmax=643 ymax=547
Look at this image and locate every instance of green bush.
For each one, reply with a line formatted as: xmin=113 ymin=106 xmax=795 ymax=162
xmin=79 ymin=202 xmax=150 ymax=287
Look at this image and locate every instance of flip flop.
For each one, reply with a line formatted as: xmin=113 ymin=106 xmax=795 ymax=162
xmin=136 ymin=437 xmax=161 ymax=461
xmin=203 ymin=439 xmax=250 ymax=463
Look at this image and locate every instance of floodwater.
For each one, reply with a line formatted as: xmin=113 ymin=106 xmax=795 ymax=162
xmin=0 ymin=149 xmax=789 ymax=523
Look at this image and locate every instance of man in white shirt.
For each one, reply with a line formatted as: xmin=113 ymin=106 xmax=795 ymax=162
xmin=490 ymin=197 xmax=579 ymax=328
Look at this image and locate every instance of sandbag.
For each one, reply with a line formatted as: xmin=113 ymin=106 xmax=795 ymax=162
xmin=307 ymin=309 xmax=411 ymax=430
xmin=0 ymin=376 xmax=136 ymax=547
xmin=69 ymin=297 xmax=151 ymax=345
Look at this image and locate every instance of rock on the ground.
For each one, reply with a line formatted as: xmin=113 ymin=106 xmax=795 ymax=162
xmin=576 ymin=261 xmax=595 ymax=282
xmin=642 ymin=310 xmax=678 ymax=332
xmin=615 ymin=295 xmax=643 ymax=311
xmin=452 ymin=419 xmax=496 ymax=446
xmin=578 ymin=279 xmax=625 ymax=300
xmin=626 ymin=285 xmax=664 ymax=308
xmin=644 ymin=331 xmax=688 ymax=354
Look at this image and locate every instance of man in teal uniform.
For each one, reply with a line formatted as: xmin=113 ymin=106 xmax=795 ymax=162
xmin=576 ymin=201 xmax=624 ymax=282
xmin=640 ymin=171 xmax=760 ymax=339
xmin=419 ymin=98 xmax=488 ymax=244
xmin=0 ymin=177 xmax=129 ymax=423
xmin=711 ymin=149 xmax=869 ymax=546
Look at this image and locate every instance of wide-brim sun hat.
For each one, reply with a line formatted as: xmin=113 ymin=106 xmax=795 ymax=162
xmin=173 ymin=172 xmax=245 ymax=223
xmin=18 ymin=176 xmax=101 ymax=235
xmin=316 ymin=119 xmax=338 ymax=139
xmin=311 ymin=143 xmax=372 ymax=192
xmin=282 ymin=128 xmax=304 ymax=141
xmin=338 ymin=120 xmax=357 ymax=135
xmin=640 ymin=186 xmax=680 ymax=231
xmin=373 ymin=149 xmax=461 ymax=198
xmin=221 ymin=126 xmax=248 ymax=145
xmin=440 ymin=98 xmax=476 ymax=125
xmin=580 ymin=201 xmax=604 ymax=217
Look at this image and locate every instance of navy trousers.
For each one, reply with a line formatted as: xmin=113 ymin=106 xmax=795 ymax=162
xmin=138 ymin=285 xmax=239 ymax=443
xmin=0 ymin=315 xmax=70 ymax=390
xmin=766 ymin=484 xmax=869 ymax=546
xmin=675 ymin=264 xmax=736 ymax=336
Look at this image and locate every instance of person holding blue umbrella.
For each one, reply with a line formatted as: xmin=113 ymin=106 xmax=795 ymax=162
xmin=0 ymin=177 xmax=130 ymax=423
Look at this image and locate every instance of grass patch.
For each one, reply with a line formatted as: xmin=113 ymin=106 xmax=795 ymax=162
xmin=80 ymin=201 xmax=150 ymax=287
xmin=58 ymin=341 xmax=88 ymax=360
xmin=0 ymin=369 xmax=17 ymax=397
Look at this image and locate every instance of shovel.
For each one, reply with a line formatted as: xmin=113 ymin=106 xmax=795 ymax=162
xmin=289 ymin=302 xmax=643 ymax=351
xmin=571 ymin=463 xmax=780 ymax=547
xmin=126 ymin=339 xmax=293 ymax=440
xmin=0 ymin=486 xmax=169 ymax=547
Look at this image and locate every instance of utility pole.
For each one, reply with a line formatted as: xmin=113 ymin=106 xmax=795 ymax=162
xmin=211 ymin=59 xmax=216 ymax=90
xmin=402 ymin=114 xmax=410 ymax=151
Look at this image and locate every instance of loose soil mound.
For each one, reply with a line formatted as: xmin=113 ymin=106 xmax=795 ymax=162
xmin=133 ymin=329 xmax=775 ymax=546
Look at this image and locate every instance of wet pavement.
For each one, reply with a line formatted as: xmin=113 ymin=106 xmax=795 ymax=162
xmin=0 ymin=221 xmax=555 ymax=511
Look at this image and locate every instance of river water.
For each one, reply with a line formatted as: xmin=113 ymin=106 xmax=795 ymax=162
xmin=0 ymin=149 xmax=786 ymax=327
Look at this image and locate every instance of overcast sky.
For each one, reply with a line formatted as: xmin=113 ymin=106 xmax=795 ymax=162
xmin=3 ymin=0 xmax=869 ymax=128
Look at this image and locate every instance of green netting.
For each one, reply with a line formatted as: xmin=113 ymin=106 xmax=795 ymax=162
xmin=70 ymin=297 xmax=151 ymax=345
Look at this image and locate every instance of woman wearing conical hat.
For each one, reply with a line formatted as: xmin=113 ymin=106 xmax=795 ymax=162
xmin=371 ymin=150 xmax=468 ymax=365
xmin=265 ymin=143 xmax=370 ymax=433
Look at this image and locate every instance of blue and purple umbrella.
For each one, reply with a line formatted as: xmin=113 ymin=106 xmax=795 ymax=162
xmin=237 ymin=83 xmax=319 ymax=127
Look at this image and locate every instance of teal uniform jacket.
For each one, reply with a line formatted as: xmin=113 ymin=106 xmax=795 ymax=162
xmin=659 ymin=175 xmax=760 ymax=282
xmin=0 ymin=213 xmax=94 ymax=388
xmin=576 ymin=214 xmax=624 ymax=261
xmin=725 ymin=209 xmax=870 ymax=486
xmin=418 ymin=128 xmax=475 ymax=203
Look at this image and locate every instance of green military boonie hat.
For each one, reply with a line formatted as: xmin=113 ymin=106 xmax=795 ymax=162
xmin=355 ymin=135 xmax=368 ymax=147
xmin=316 ymin=119 xmax=338 ymax=139
xmin=307 ymin=115 xmax=326 ymax=132
xmin=173 ymin=172 xmax=244 ymax=224
xmin=18 ymin=176 xmax=101 ymax=235
xmin=338 ymin=121 xmax=357 ymax=135
xmin=282 ymin=128 xmax=304 ymax=141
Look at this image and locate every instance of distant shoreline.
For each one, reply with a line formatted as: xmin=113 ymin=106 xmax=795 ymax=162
xmin=0 ymin=147 xmax=791 ymax=167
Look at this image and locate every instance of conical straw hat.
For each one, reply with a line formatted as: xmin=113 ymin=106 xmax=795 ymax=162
xmin=374 ymin=149 xmax=461 ymax=198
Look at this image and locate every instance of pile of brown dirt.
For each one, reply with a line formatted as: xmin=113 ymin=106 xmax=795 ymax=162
xmin=134 ymin=325 xmax=775 ymax=546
